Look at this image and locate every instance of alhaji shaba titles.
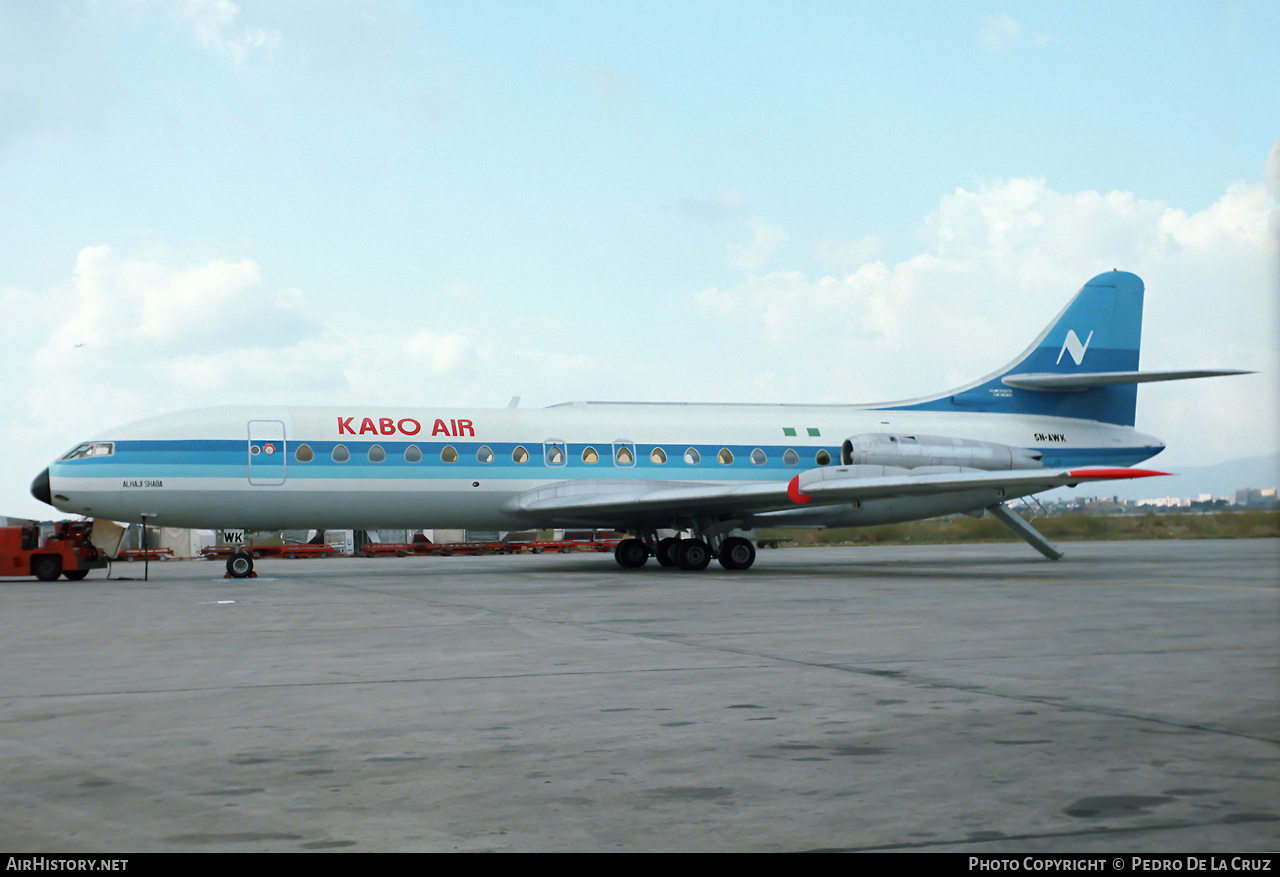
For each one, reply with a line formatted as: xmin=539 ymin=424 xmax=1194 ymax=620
xmin=30 ymin=271 xmax=1246 ymax=576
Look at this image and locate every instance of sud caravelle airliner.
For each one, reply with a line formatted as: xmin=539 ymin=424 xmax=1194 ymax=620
xmin=31 ymin=271 xmax=1244 ymax=577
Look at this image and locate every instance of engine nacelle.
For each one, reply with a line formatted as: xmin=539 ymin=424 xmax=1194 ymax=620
xmin=840 ymin=433 xmax=1042 ymax=471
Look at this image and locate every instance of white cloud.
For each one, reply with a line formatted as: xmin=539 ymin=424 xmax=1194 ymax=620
xmin=45 ymin=245 xmax=317 ymax=355
xmin=676 ymin=190 xmax=791 ymax=271
xmin=727 ymin=221 xmax=789 ymax=271
xmin=539 ymin=56 xmax=629 ymax=103
xmin=676 ymin=191 xmax=751 ymax=225
xmin=976 ymin=14 xmax=1051 ymax=53
xmin=695 ymin=174 xmax=1279 ymax=465
xmin=160 ymin=0 xmax=282 ymax=67
xmin=977 ymin=14 xmax=1022 ymax=52
xmin=816 ymin=234 xmax=884 ymax=271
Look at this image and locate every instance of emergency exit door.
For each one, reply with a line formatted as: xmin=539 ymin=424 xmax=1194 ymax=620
xmin=247 ymin=420 xmax=287 ymax=485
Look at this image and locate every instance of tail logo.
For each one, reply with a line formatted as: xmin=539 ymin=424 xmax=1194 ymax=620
xmin=1056 ymin=329 xmax=1093 ymax=366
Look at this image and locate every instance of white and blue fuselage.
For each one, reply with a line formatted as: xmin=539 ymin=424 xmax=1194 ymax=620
xmin=37 ymin=401 xmax=1163 ymax=531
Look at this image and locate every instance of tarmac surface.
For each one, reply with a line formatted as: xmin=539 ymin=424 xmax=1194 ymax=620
xmin=1 ymin=539 xmax=1277 ymax=853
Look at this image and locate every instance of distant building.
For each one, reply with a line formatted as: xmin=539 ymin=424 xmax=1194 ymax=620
xmin=1234 ymin=488 xmax=1264 ymax=507
xmin=1137 ymin=496 xmax=1191 ymax=508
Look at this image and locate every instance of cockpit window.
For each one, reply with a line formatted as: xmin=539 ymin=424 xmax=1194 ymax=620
xmin=60 ymin=442 xmax=114 ymax=460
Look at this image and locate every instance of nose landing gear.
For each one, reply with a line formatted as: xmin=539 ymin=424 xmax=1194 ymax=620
xmin=226 ymin=550 xmax=257 ymax=578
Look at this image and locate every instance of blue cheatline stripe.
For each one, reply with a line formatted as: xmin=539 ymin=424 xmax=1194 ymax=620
xmin=53 ymin=439 xmax=1159 ymax=482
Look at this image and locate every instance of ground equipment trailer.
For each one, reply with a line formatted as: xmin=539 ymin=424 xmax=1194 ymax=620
xmin=0 ymin=521 xmax=108 ymax=581
xmin=201 ymin=543 xmax=338 ymax=561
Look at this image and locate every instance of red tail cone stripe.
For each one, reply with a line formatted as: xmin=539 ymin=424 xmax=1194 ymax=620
xmin=1067 ymin=468 xmax=1170 ymax=479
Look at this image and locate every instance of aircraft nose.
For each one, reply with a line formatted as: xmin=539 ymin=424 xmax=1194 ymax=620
xmin=31 ymin=468 xmax=52 ymax=506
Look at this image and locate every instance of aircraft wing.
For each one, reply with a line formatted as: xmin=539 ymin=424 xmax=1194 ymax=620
xmin=1002 ymin=370 xmax=1251 ymax=391
xmin=504 ymin=466 xmax=1168 ymax=528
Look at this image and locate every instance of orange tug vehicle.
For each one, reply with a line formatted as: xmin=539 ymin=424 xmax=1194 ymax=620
xmin=0 ymin=521 xmax=108 ymax=581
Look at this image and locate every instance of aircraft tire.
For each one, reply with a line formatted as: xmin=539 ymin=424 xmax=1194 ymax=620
xmin=675 ymin=539 xmax=711 ymax=571
xmin=614 ymin=538 xmax=649 ymax=569
xmin=718 ymin=536 xmax=756 ymax=571
xmin=655 ymin=537 xmax=679 ymax=567
xmin=227 ymin=551 xmax=254 ymax=578
xmin=63 ymin=569 xmax=90 ymax=581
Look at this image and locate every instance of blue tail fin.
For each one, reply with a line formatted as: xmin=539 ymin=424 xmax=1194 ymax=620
xmin=883 ymin=271 xmax=1145 ymax=425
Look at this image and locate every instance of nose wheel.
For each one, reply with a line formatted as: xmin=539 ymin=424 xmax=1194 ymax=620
xmin=226 ymin=550 xmax=257 ymax=578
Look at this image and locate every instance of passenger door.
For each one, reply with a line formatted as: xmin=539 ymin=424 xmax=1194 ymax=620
xmin=247 ymin=420 xmax=287 ymax=485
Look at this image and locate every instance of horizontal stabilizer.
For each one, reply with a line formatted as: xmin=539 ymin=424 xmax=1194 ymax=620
xmin=1002 ymin=369 xmax=1252 ymax=391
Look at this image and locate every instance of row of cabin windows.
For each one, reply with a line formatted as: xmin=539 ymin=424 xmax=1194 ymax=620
xmin=292 ymin=443 xmax=833 ymax=467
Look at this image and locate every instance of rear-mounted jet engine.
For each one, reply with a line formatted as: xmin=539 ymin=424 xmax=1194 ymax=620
xmin=841 ymin=433 xmax=1043 ymax=471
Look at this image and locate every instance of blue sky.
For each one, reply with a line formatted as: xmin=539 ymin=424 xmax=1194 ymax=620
xmin=2 ymin=1 xmax=1277 ymax=519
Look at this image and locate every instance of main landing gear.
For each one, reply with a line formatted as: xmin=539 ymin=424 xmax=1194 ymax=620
xmin=613 ymin=531 xmax=757 ymax=571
